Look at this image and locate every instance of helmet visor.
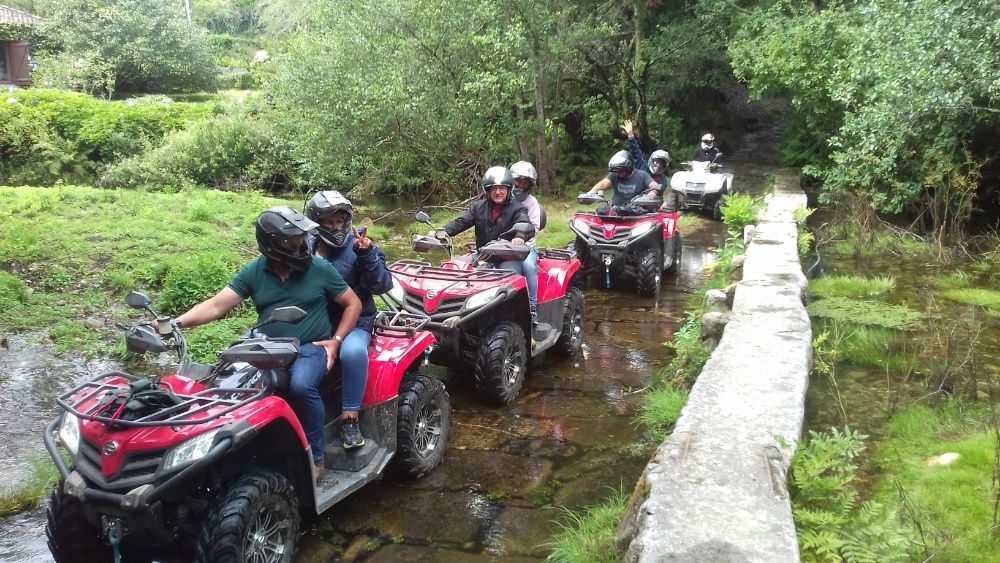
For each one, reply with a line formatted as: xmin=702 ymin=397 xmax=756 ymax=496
xmin=275 ymin=233 xmax=308 ymax=253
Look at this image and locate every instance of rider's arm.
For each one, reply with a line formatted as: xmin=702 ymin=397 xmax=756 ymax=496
xmin=356 ymin=244 xmax=394 ymax=295
xmin=441 ymin=205 xmax=476 ymax=237
xmin=175 ymin=287 xmax=245 ymax=329
xmin=315 ymin=286 xmax=362 ymax=371
xmin=628 ymin=135 xmax=649 ymax=173
xmin=648 ymin=179 xmax=664 ymax=196
xmin=588 ymin=177 xmax=612 ymax=195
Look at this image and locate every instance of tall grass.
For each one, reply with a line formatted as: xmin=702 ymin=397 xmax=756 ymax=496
xmin=809 ymin=275 xmax=895 ymax=299
xmin=939 ymin=288 xmax=1000 ymax=312
xmin=544 ymin=489 xmax=627 ymax=563
xmin=636 ymin=385 xmax=689 ymax=440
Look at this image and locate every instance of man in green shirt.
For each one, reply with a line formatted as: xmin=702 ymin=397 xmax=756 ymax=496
xmin=176 ymin=206 xmax=362 ymax=474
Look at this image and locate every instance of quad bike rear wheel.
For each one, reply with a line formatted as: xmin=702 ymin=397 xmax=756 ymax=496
xmin=554 ymin=287 xmax=584 ymax=356
xmin=475 ymin=321 xmax=528 ymax=405
xmin=46 ymin=483 xmax=116 ymax=563
xmin=391 ymin=372 xmax=451 ymax=479
xmin=635 ymin=247 xmax=662 ymax=297
xmin=196 ymin=470 xmax=299 ymax=563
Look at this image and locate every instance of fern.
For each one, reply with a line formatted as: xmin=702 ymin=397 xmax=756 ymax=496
xmin=791 ymin=428 xmax=913 ymax=562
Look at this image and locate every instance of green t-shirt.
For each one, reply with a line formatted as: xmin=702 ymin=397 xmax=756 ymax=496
xmin=228 ymin=256 xmax=348 ymax=343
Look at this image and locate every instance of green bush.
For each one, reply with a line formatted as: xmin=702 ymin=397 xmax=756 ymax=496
xmin=0 ymin=89 xmax=218 ymax=183
xmin=0 ymin=271 xmax=30 ymax=311
xmin=720 ymin=193 xmax=763 ymax=236
xmin=100 ymin=113 xmax=296 ymax=191
xmin=159 ymin=255 xmax=239 ymax=316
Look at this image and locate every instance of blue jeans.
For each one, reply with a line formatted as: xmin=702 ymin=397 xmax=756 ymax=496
xmin=339 ymin=326 xmax=371 ymax=412
xmin=288 ymin=343 xmax=329 ymax=463
xmin=499 ymin=246 xmax=539 ymax=313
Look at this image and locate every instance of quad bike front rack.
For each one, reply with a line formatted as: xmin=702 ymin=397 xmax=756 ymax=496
xmin=56 ymin=371 xmax=265 ymax=428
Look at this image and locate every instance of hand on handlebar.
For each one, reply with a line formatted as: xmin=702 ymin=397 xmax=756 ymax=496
xmin=511 ymin=237 xmax=525 ymax=245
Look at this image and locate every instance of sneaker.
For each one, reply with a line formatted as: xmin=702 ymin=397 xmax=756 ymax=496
xmin=341 ymin=417 xmax=365 ymax=449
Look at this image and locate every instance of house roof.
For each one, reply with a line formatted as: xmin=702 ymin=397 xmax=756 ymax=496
xmin=0 ymin=4 xmax=44 ymax=26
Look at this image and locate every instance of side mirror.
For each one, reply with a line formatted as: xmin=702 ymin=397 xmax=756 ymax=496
xmin=126 ymin=291 xmax=151 ymax=309
xmin=267 ymin=306 xmax=307 ymax=324
xmin=499 ymin=222 xmax=534 ymax=241
xmin=713 ymin=152 xmax=724 ymax=162
xmin=414 ymin=211 xmax=431 ymax=224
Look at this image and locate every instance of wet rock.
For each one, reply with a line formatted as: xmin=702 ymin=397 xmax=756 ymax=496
xmin=448 ymin=412 xmax=539 ymax=451
xmin=340 ymin=534 xmax=378 ymax=561
xmin=703 ymin=289 xmax=729 ymax=313
xmin=558 ymin=415 xmax=644 ymax=449
xmin=512 ymin=391 xmax=615 ymax=419
xmin=486 ymin=506 xmax=561 ymax=557
xmin=724 ymin=283 xmax=738 ymax=308
xmin=410 ymin=449 xmax=553 ymax=494
xmin=83 ymin=317 xmax=104 ymax=330
xmin=553 ymin=457 xmax=645 ymax=511
xmin=728 ymin=254 xmax=745 ymax=279
xmin=700 ymin=311 xmax=730 ymax=348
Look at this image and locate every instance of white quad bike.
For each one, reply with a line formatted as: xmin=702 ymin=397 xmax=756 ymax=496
xmin=668 ymin=153 xmax=734 ymax=221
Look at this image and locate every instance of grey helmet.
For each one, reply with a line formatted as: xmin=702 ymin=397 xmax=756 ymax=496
xmin=306 ymin=190 xmax=353 ymax=248
xmin=255 ymin=206 xmax=317 ymax=271
xmin=482 ymin=166 xmax=514 ymax=201
xmin=649 ymin=150 xmax=670 ymax=175
xmin=608 ymin=150 xmax=634 ymax=176
xmin=510 ymin=160 xmax=537 ymax=202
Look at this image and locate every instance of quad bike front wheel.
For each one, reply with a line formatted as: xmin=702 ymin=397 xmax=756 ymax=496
xmin=46 ymin=483 xmax=117 ymax=563
xmin=635 ymin=247 xmax=662 ymax=297
xmin=196 ymin=470 xmax=299 ymax=563
xmin=391 ymin=372 xmax=451 ymax=479
xmin=475 ymin=321 xmax=528 ymax=405
xmin=554 ymin=287 xmax=584 ymax=356
xmin=711 ymin=190 xmax=727 ymax=221
xmin=666 ymin=233 xmax=682 ymax=274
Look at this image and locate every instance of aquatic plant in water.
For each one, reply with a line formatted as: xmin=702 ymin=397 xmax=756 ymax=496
xmin=939 ymin=288 xmax=1000 ymax=313
xmin=806 ymin=297 xmax=922 ymax=331
xmin=809 ymin=275 xmax=895 ymax=299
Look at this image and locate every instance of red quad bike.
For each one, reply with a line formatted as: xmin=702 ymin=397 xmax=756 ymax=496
xmin=43 ymin=291 xmax=449 ymax=563
xmin=386 ymin=212 xmax=584 ymax=405
xmin=569 ymin=193 xmax=682 ymax=297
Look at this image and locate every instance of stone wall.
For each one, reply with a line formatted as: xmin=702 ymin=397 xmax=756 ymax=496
xmin=618 ymin=169 xmax=811 ymax=562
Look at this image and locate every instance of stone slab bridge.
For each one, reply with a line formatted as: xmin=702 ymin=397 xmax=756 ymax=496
xmin=618 ymin=169 xmax=811 ymax=562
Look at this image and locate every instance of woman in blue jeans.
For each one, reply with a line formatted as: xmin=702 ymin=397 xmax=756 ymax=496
xmin=306 ymin=191 xmax=394 ymax=449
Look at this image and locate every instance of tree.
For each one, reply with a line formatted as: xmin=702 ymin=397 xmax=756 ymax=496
xmin=40 ymin=0 xmax=217 ymax=96
xmin=730 ymin=0 xmax=1000 ymax=240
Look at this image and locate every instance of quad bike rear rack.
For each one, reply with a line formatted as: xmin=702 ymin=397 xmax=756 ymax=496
xmin=390 ymin=259 xmax=520 ymax=282
xmin=373 ymin=310 xmax=431 ymax=338
xmin=56 ymin=371 xmax=265 ymax=428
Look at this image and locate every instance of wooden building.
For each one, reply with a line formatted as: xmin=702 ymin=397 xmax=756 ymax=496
xmin=0 ymin=4 xmax=43 ymax=87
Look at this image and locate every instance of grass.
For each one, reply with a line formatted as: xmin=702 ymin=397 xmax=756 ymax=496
xmin=873 ymin=402 xmax=1000 ymax=561
xmin=931 ymin=271 xmax=972 ymax=290
xmin=809 ymin=275 xmax=895 ymax=299
xmin=0 ymin=456 xmax=60 ymax=517
xmin=939 ymin=288 xmax=1000 ymax=312
xmin=544 ymin=489 xmax=627 ymax=563
xmin=636 ymin=384 xmax=689 ymax=440
xmin=806 ymin=297 xmax=923 ymax=331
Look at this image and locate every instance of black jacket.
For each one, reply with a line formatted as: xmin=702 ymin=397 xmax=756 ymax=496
xmin=443 ymin=198 xmax=535 ymax=249
xmin=692 ymin=146 xmax=721 ymax=162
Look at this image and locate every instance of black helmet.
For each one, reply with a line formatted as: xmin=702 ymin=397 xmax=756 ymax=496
xmin=482 ymin=166 xmax=514 ymax=201
xmin=608 ymin=150 xmax=634 ymax=176
xmin=254 ymin=206 xmax=317 ymax=272
xmin=510 ymin=161 xmax=536 ymax=202
xmin=306 ymin=190 xmax=353 ymax=248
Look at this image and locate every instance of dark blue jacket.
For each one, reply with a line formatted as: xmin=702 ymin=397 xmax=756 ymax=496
xmin=692 ymin=146 xmax=721 ymax=162
xmin=310 ymin=233 xmax=393 ymax=333
xmin=628 ymin=136 xmax=665 ymax=185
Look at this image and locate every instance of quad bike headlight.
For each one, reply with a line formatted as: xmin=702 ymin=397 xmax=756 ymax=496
xmin=57 ymin=412 xmax=81 ymax=456
xmin=388 ymin=279 xmax=406 ymax=304
xmin=466 ymin=287 xmax=502 ymax=310
xmin=162 ymin=429 xmax=222 ymax=471
xmin=628 ymin=222 xmax=657 ymax=238
xmin=572 ymin=218 xmax=590 ymax=234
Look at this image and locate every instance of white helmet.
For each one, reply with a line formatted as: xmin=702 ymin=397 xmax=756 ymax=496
xmin=510 ymin=160 xmax=537 ymax=202
xmin=701 ymin=133 xmax=715 ymax=151
xmin=649 ymin=150 xmax=670 ymax=175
